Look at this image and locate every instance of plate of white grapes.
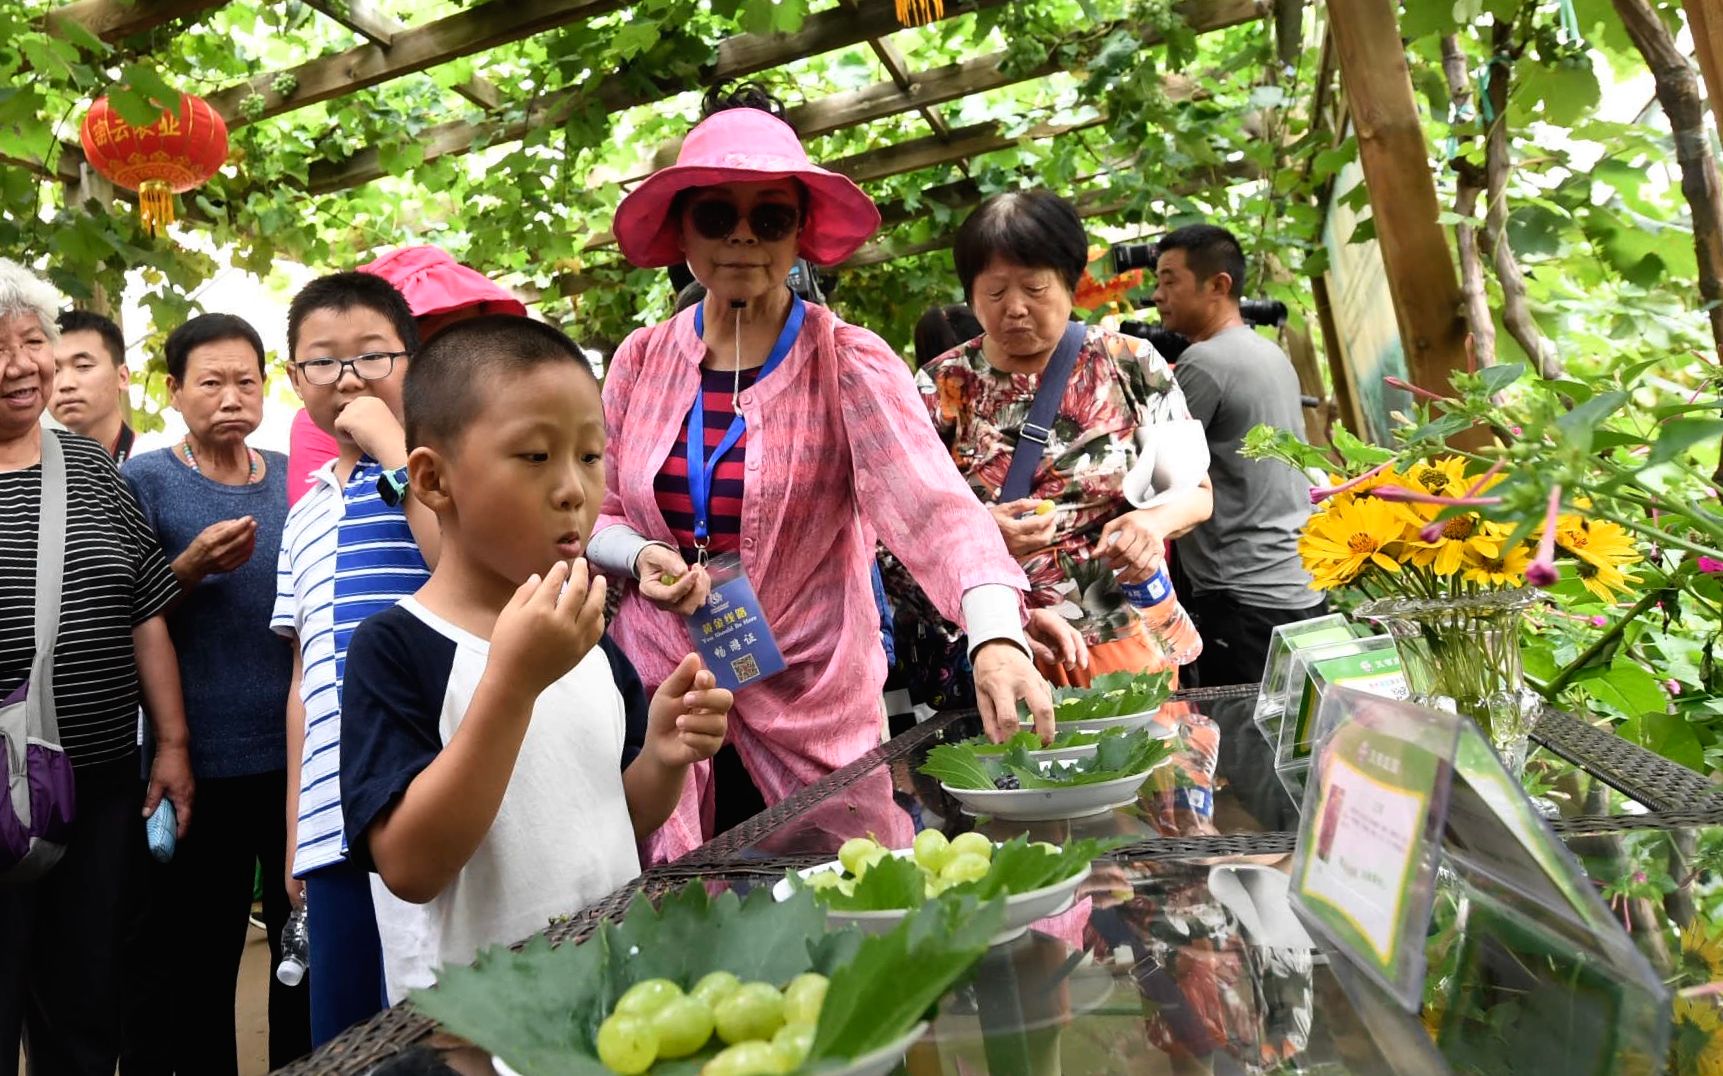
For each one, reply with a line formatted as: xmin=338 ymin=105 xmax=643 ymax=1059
xmin=774 ymin=833 xmax=1119 ymax=946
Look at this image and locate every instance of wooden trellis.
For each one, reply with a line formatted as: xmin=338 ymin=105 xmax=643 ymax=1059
xmin=26 ymin=0 xmax=1553 ymax=412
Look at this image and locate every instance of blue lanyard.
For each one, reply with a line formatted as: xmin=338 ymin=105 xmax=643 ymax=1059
xmin=687 ymin=294 xmax=805 ymax=550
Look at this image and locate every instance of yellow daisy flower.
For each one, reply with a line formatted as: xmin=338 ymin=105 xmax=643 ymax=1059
xmin=1408 ymin=514 xmax=1503 ymax=575
xmin=1299 ymin=496 xmax=1414 ymax=589
xmin=1574 ymin=557 xmax=1642 ymax=603
xmin=1683 ymin=923 xmax=1723 ymax=980
xmin=1557 ymin=518 xmax=1642 ymax=570
xmin=1675 ymin=997 xmax=1723 ymax=1076
xmin=1406 ymin=456 xmax=1471 ymax=499
xmin=1461 ymin=543 xmax=1533 ymax=587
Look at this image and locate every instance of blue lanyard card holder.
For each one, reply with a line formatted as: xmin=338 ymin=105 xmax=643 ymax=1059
xmin=683 ymin=553 xmax=786 ymax=692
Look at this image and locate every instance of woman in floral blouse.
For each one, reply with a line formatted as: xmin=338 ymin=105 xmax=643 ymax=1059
xmin=917 ymin=191 xmax=1214 ymax=684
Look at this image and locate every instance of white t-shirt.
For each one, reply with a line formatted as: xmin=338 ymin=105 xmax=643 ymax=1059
xmin=339 ymin=597 xmax=646 ymax=1000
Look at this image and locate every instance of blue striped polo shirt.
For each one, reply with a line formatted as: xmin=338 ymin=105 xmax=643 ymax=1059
xmin=271 ymin=458 xmax=428 ymax=876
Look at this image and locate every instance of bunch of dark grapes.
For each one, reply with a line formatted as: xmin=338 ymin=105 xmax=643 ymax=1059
xmin=993 ymin=772 xmax=1021 ymax=791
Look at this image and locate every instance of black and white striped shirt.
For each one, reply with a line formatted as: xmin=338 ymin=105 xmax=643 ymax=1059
xmin=0 ymin=429 xmax=178 ymax=770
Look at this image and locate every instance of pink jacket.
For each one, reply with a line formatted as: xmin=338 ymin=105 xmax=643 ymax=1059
xmin=597 ymin=302 xmax=1027 ymax=860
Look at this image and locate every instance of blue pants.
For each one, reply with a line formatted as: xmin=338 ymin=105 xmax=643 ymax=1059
xmin=302 ymin=858 xmax=387 ymax=1047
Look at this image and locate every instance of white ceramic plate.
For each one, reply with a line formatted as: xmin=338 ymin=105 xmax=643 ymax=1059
xmin=492 ymin=1021 xmax=930 ymax=1076
xmin=771 ymin=847 xmax=1091 ymax=947
xmin=940 ymin=766 xmax=1161 ymax=822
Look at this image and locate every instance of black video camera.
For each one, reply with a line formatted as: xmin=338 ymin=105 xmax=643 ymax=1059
xmin=1117 ymin=299 xmax=1289 ymax=361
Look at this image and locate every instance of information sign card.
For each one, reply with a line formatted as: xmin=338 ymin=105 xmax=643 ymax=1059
xmin=1254 ymin=613 xmax=1361 ymax=735
xmin=1289 ymin=687 xmax=1671 ymax=1068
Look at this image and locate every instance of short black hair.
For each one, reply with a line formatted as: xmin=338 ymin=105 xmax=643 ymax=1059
xmin=164 ymin=313 xmax=266 ymax=383
xmin=701 ymin=81 xmax=790 ymax=125
xmin=952 ymin=191 xmax=1089 ymax=302
xmin=404 ymin=315 xmax=593 ymax=451
xmin=1156 ymin=224 xmax=1246 ymax=300
xmin=913 ymin=303 xmax=983 ymax=366
xmin=287 ymin=271 xmax=419 ymax=361
xmin=57 ymin=309 xmax=126 ymax=367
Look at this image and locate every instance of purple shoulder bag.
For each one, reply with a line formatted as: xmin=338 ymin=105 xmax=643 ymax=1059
xmin=1 ymin=431 xmax=76 ymax=882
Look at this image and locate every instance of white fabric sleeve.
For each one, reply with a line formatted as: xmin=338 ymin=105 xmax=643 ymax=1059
xmin=962 ymin=583 xmax=1030 ymax=657
xmin=587 ymin=525 xmax=669 ymax=579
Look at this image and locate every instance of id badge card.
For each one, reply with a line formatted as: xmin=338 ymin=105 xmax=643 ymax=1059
xmin=684 ymin=553 xmax=786 ymax=692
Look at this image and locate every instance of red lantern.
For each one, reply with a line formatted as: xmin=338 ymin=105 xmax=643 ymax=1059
xmin=79 ymin=92 xmax=228 ymax=237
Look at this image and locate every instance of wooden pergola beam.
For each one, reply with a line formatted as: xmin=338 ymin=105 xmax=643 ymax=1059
xmin=635 ymin=0 xmax=1266 ymax=175
xmin=830 ymin=115 xmax=1106 ymax=184
xmin=205 ymin=0 xmax=628 ymax=128
xmin=1324 ymin=0 xmax=1467 ymax=398
xmin=846 ymin=158 xmax=1260 ymax=266
xmin=43 ymin=0 xmax=226 ymax=43
xmin=302 ymin=0 xmax=504 ymax=110
xmin=846 ymin=185 xmax=1137 ymax=266
xmin=305 ymin=0 xmax=1014 ymax=195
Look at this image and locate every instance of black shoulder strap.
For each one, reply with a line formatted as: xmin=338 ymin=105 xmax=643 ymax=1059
xmin=999 ymin=321 xmax=1087 ymax=503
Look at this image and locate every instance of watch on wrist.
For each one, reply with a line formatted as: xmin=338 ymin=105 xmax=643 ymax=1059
xmin=376 ymin=466 xmax=411 ymax=508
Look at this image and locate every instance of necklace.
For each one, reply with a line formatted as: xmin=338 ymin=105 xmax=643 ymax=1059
xmin=180 ymin=438 xmax=261 ymax=484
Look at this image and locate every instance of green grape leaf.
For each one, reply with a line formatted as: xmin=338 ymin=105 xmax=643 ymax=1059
xmin=963 ymin=728 xmax=1101 ymax=755
xmin=964 ymin=835 xmax=1128 ymax=900
xmin=919 ymin=743 xmax=997 ymax=790
xmin=412 ymin=882 xmax=994 ymax=1075
xmin=811 ymin=894 xmax=1003 ymax=1059
xmin=811 ymin=852 xmax=928 ymax=912
xmin=1002 ymin=728 xmax=1172 ymax=788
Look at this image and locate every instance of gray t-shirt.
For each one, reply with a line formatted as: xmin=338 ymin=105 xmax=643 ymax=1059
xmin=1173 ymin=325 xmax=1319 ymax=609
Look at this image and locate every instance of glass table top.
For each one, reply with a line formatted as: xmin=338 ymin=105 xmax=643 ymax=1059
xmin=716 ymin=690 xmax=1668 ymax=864
xmin=360 ymin=822 xmax=1723 ymax=1076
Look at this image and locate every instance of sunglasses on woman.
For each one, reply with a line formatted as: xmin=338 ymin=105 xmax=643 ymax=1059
xmin=688 ymin=199 xmax=801 ymax=243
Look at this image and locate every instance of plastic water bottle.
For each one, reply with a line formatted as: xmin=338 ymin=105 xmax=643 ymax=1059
xmin=1117 ymin=566 xmax=1204 ymax=665
xmin=276 ymin=905 xmax=309 ymax=987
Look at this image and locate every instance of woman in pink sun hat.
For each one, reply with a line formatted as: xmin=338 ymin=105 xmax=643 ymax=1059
xmin=591 ymin=84 xmax=1079 ymax=861
xmin=285 ymin=246 xmax=525 ymax=506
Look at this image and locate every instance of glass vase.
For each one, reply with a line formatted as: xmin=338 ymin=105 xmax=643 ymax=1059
xmin=1354 ymin=590 xmax=1540 ymax=777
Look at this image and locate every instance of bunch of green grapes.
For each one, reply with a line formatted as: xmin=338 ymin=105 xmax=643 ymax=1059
xmin=806 ymin=832 xmax=998 ymax=899
xmin=595 ymin=969 xmax=828 ymax=1075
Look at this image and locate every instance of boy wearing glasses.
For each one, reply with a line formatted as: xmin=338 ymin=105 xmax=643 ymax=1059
xmin=269 ymin=272 xmax=436 ymax=1044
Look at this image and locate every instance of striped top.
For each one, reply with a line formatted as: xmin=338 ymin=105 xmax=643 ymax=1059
xmin=652 ymin=366 xmax=759 ymax=561
xmin=272 ymin=458 xmax=428 ymax=876
xmin=0 ymin=430 xmax=177 ymax=772
xmin=333 ymin=461 xmax=430 ymax=690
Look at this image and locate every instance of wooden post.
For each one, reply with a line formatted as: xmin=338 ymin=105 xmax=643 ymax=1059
xmin=1684 ymin=0 xmax=1723 ymax=137
xmin=1324 ymin=0 xmax=1469 ymax=398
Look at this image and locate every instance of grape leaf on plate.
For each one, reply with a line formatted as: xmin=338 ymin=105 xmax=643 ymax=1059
xmin=1002 ymin=729 xmax=1172 ymax=788
xmin=964 ymin=728 xmax=1101 ymax=755
xmin=1037 ymin=669 xmax=1173 ymax=722
xmin=920 ymin=743 xmax=996 ymax=790
xmin=410 ymin=882 xmax=997 ymax=1075
xmin=794 ymin=835 xmax=1130 ymax=911
xmin=923 ymin=727 xmax=1170 ymax=791
xmin=810 ymin=893 xmax=1003 ymax=1060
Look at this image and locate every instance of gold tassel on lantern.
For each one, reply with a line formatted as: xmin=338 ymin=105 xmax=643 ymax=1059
xmin=894 ymin=0 xmax=943 ymax=26
xmin=137 ymin=179 xmax=177 ymax=237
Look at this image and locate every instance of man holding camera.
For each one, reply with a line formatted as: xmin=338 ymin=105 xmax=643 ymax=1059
xmin=1152 ymin=223 xmax=1324 ymax=687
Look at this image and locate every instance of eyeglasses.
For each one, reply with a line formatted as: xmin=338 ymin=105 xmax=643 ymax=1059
xmin=291 ymin=351 xmax=407 ymax=386
xmin=688 ymin=200 xmax=801 ymax=243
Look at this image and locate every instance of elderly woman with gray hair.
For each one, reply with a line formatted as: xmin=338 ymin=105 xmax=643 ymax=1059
xmin=0 ymin=258 xmax=192 ymax=1075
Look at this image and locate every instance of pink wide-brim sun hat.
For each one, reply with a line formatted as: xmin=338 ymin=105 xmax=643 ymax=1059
xmin=358 ymin=245 xmax=527 ymax=320
xmin=613 ymin=108 xmax=882 ymax=269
